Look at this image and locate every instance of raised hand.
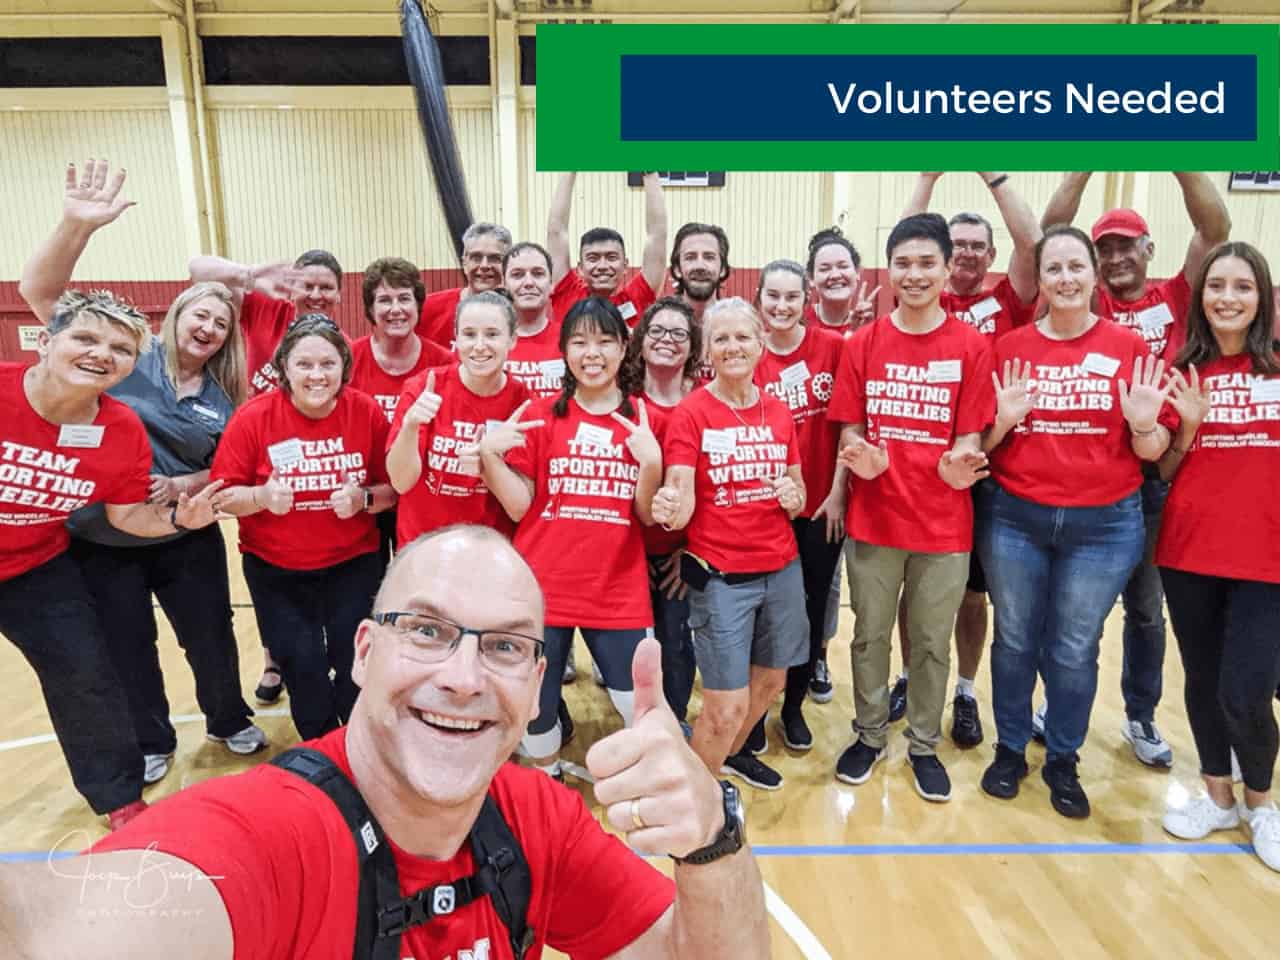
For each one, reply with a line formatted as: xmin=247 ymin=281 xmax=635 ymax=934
xmin=1118 ymin=354 xmax=1172 ymax=433
xmin=62 ymin=159 xmax=136 ymax=230
xmin=404 ymin=370 xmax=443 ymax=429
xmin=937 ymin=448 xmax=990 ymax=490
xmin=588 ymin=638 xmax=726 ymax=858
xmin=478 ymin=400 xmax=545 ymax=458
xmin=837 ymin=435 xmax=889 ymax=480
xmin=610 ymin=398 xmax=662 ymax=469
xmin=251 ymin=261 xmax=305 ymax=301
xmin=993 ymin=359 xmax=1038 ymax=429
xmin=651 ymin=484 xmax=682 ymax=528
xmin=852 ymin=279 xmax=882 ymax=327
xmin=771 ymin=473 xmax=803 ymax=514
xmin=1165 ymin=364 xmax=1211 ymax=432
xmin=329 ymin=472 xmax=364 ymax=519
xmin=259 ymin=470 xmax=293 ymax=515
xmin=174 ymin=479 xmax=227 ymax=530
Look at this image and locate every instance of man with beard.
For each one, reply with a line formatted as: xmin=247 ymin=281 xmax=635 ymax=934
xmin=1037 ymin=171 xmax=1231 ymax=769
xmin=883 ymin=172 xmax=1041 ymax=751
xmin=670 ymin=222 xmax=731 ymax=323
xmin=546 ymin=172 xmax=668 ymax=324
xmin=416 ymin=222 xmax=513 ymax=349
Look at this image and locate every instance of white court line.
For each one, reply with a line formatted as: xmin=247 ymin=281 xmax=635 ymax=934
xmin=0 ymin=708 xmax=292 ymax=753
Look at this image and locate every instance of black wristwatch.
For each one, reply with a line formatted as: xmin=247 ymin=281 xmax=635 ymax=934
xmin=674 ymin=781 xmax=745 ymax=865
xmin=362 ymin=487 xmax=374 ymax=512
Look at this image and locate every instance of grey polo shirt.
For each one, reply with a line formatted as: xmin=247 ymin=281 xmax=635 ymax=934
xmin=67 ymin=336 xmax=235 ymax=547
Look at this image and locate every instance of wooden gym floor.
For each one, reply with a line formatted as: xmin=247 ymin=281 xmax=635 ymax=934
xmin=0 ymin=520 xmax=1276 ymax=958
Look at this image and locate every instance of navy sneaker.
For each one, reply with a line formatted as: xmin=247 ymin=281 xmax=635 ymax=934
xmin=721 ymin=751 xmax=783 ymax=791
xmin=909 ymin=754 xmax=952 ymax=802
xmin=981 ymin=743 xmax=1029 ymax=800
xmin=835 ymin=740 xmax=885 ymax=785
xmin=1043 ymin=754 xmax=1090 ymax=819
xmin=780 ymin=712 xmax=813 ymax=752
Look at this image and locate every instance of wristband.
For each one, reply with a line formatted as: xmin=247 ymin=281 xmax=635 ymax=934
xmin=986 ymin=174 xmax=1009 ymax=189
xmin=169 ymin=505 xmax=188 ymax=532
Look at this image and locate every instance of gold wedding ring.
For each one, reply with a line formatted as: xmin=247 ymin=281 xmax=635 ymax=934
xmin=630 ymin=798 xmax=646 ymax=830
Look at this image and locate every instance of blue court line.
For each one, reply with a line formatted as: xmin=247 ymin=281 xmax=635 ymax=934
xmin=1 ymin=841 xmax=1255 ymax=863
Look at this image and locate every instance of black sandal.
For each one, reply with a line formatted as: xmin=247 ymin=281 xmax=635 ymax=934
xmin=254 ymin=666 xmax=285 ymax=705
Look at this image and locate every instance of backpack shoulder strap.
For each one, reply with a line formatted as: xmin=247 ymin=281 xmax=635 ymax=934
xmin=271 ymin=747 xmax=403 ymax=960
xmin=469 ymin=794 xmax=536 ymax=960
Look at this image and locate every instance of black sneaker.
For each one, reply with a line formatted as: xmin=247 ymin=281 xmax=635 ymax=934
xmin=909 ymin=754 xmax=952 ymax=803
xmin=981 ymin=743 xmax=1029 ymax=799
xmin=1043 ymin=754 xmax=1090 ymax=819
xmin=557 ymin=699 xmax=575 ymax=747
xmin=951 ymin=693 xmax=984 ymax=748
xmin=744 ymin=716 xmax=767 ymax=756
xmin=888 ymin=675 xmax=908 ymax=722
xmin=721 ymin=751 xmax=783 ymax=791
xmin=780 ymin=712 xmax=813 ymax=752
xmin=808 ymin=658 xmax=834 ymax=704
xmin=835 ymin=740 xmax=885 ymax=785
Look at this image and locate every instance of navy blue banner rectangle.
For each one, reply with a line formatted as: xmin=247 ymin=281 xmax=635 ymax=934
xmin=620 ymin=54 xmax=1257 ymax=142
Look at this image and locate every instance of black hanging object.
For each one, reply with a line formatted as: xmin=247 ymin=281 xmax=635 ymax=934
xmin=401 ymin=0 xmax=475 ymax=260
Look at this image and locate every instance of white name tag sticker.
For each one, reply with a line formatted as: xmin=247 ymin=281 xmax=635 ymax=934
xmin=1081 ymin=353 xmax=1121 ymax=378
xmin=574 ymin=422 xmax=615 ymax=449
xmin=1136 ymin=303 xmax=1175 ymax=334
xmin=968 ymin=297 xmax=1001 ymax=322
xmin=190 ymin=403 xmax=221 ymax=421
xmin=540 ymin=359 xmax=566 ymax=379
xmin=926 ymin=360 xmax=963 ymax=383
xmin=1250 ymin=378 xmax=1280 ymax=404
xmin=617 ymin=301 xmax=638 ymax=321
xmin=701 ymin=428 xmax=737 ymax=455
xmin=18 ymin=325 xmax=43 ymax=352
xmin=57 ymin=424 xmax=104 ymax=448
xmin=267 ymin=438 xmax=305 ymax=470
xmin=779 ymin=360 xmax=811 ymax=390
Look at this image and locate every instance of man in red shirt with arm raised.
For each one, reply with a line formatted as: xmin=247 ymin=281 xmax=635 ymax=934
xmin=1038 ymin=171 xmax=1230 ymax=769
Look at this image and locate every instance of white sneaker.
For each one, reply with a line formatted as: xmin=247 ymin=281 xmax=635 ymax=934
xmin=143 ymin=753 xmax=173 ymax=785
xmin=1240 ymin=803 xmax=1280 ymax=872
xmin=1163 ymin=795 xmax=1239 ymax=840
xmin=1031 ymin=702 xmax=1047 ymax=742
xmin=562 ymin=659 xmax=577 ymax=684
xmin=1122 ymin=720 xmax=1174 ymax=768
xmin=592 ymin=660 xmax=605 ymax=687
xmin=208 ymin=723 xmax=268 ymax=756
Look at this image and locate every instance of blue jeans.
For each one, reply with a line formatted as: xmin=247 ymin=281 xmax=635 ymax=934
xmin=1119 ymin=473 xmax=1169 ymax=723
xmin=978 ymin=482 xmax=1145 ymax=760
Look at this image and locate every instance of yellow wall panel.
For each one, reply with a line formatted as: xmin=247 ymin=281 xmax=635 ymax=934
xmin=0 ymin=108 xmax=186 ymax=280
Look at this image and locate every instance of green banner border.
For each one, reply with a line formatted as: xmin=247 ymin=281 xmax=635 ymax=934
xmin=535 ymin=23 xmax=1280 ymax=171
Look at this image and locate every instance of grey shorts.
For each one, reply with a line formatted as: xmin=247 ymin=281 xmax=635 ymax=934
xmin=686 ymin=558 xmax=809 ymax=691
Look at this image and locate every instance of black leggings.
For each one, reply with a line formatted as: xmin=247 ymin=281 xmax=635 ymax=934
xmin=782 ymin=516 xmax=845 ymax=718
xmin=1160 ymin=566 xmax=1280 ymax=793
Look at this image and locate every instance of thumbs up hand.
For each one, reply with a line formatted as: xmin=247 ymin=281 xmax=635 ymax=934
xmin=330 ymin=472 xmax=366 ymax=519
xmin=404 ymin=369 xmax=443 ymax=429
xmin=587 ymin=637 xmax=726 ymax=858
xmin=260 ymin=469 xmax=293 ymax=515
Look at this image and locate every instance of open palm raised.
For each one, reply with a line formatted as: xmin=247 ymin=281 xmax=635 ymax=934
xmin=63 ymin=158 xmax=136 ymax=229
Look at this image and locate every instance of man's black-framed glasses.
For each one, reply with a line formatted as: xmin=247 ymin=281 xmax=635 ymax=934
xmin=371 ymin=612 xmax=544 ymax=677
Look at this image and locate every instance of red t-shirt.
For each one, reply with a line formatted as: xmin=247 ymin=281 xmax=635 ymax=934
xmin=0 ymin=363 xmax=151 ymax=581
xmin=988 ymin=319 xmax=1150 ymax=507
xmin=93 ymin=728 xmax=674 ymax=960
xmin=827 ymin=315 xmax=995 ymax=554
xmin=240 ymin=291 xmax=296 ymax=397
xmin=505 ymin=396 xmax=654 ymax=629
xmin=802 ymin=304 xmax=860 ymax=339
xmin=348 ymin=335 xmax=452 ymax=423
xmin=664 ymin=387 xmax=801 ymax=573
xmin=638 ymin=395 xmax=686 ymax=557
xmin=505 ymin=321 xmax=565 ymax=399
xmin=942 ymin=276 xmax=1037 ymax=341
xmin=1155 ymin=354 xmax=1280 ymax=583
xmin=389 ymin=364 xmax=530 ymax=544
xmin=416 ymin=286 xmax=463 ymax=349
xmin=211 ymin=389 xmax=389 ymax=570
xmin=754 ymin=326 xmax=844 ymax=518
xmin=550 ymin=272 xmax=655 ymax=326
xmin=1096 ymin=272 xmax=1192 ymax=361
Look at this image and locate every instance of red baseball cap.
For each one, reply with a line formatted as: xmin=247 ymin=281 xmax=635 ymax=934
xmin=1091 ymin=208 xmax=1150 ymax=241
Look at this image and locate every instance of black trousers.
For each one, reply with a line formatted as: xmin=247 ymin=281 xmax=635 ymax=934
xmin=70 ymin=525 xmax=253 ymax=754
xmin=0 ymin=552 xmax=143 ymax=813
xmin=782 ymin=516 xmax=845 ymax=717
xmin=1161 ymin=566 xmax=1280 ymax=792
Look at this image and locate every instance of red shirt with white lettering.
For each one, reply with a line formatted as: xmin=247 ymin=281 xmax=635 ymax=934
xmin=505 ymin=395 xmax=653 ymax=629
xmin=389 ymin=364 xmax=530 ymax=544
xmin=241 ymin=291 xmax=295 ymax=396
xmin=212 ymin=388 xmax=389 ymax=570
xmin=755 ymin=326 xmax=844 ymax=518
xmin=639 ymin=395 xmax=686 ymax=557
xmin=942 ymin=276 xmax=1037 ymax=341
xmin=828 ymin=315 xmax=994 ymax=554
xmin=664 ymin=387 xmax=801 ymax=573
xmin=416 ymin=286 xmax=463 ymax=348
xmin=93 ymin=728 xmax=675 ymax=960
xmin=504 ymin=321 xmax=565 ymax=399
xmin=550 ymin=272 xmax=655 ymax=326
xmin=1156 ymin=354 xmax=1280 ymax=583
xmin=348 ymin=335 xmax=452 ymax=423
xmin=988 ymin=318 xmax=1150 ymax=507
xmin=1097 ymin=272 xmax=1191 ymax=361
xmin=0 ymin=363 xmax=152 ymax=581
